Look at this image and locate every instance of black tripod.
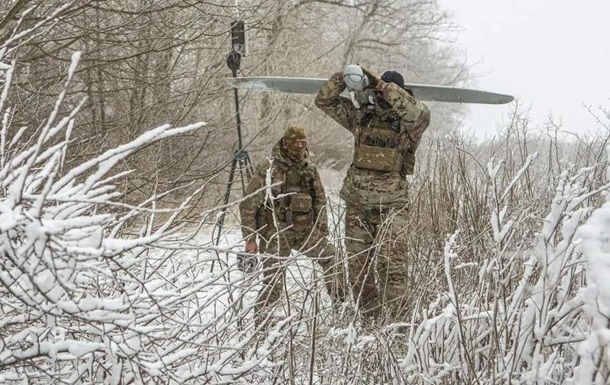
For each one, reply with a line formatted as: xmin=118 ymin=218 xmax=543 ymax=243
xmin=214 ymin=43 xmax=254 ymax=246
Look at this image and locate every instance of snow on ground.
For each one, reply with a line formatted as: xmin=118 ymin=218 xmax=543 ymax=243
xmin=169 ymin=222 xmax=349 ymax=383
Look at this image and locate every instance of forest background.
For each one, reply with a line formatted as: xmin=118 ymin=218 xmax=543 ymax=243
xmin=1 ymin=1 xmax=610 ymax=384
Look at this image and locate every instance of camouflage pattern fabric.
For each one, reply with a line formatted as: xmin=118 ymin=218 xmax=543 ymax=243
xmin=283 ymin=125 xmax=307 ymax=141
xmin=240 ymin=139 xmax=329 ymax=239
xmin=256 ymin=228 xmax=342 ymax=326
xmin=344 ymin=201 xmax=411 ymax=320
xmin=314 ymin=69 xmax=430 ymax=207
xmin=315 ymin=68 xmax=430 ymax=323
xmin=239 ymin=139 xmax=344 ymax=325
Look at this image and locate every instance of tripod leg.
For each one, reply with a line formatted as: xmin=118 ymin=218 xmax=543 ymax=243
xmin=237 ymin=154 xmax=254 ymax=196
xmin=244 ymin=152 xmax=254 ymax=181
xmin=214 ymin=155 xmax=239 ymax=245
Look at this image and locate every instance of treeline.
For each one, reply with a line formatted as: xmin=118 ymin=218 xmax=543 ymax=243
xmin=0 ymin=0 xmax=467 ymax=211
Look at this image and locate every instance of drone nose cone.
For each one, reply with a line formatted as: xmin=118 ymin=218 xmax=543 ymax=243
xmin=343 ymin=64 xmax=366 ymax=91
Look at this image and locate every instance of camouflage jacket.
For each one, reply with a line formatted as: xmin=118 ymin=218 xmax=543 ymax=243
xmin=315 ymin=70 xmax=431 ymax=206
xmin=239 ymin=140 xmax=329 ymax=243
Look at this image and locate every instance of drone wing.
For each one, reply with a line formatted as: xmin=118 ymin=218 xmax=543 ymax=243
xmin=226 ymin=76 xmax=514 ymax=105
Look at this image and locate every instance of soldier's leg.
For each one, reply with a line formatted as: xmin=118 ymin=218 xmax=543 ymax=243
xmin=301 ymin=230 xmax=345 ymax=302
xmin=344 ymin=201 xmax=380 ymax=319
xmin=377 ymin=207 xmax=410 ymax=320
xmin=256 ymin=234 xmax=291 ymax=326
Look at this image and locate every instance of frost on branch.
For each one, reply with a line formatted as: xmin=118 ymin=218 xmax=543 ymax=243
xmin=573 ymin=146 xmax=610 ymax=385
xmin=0 ymin=54 xmax=281 ymax=384
xmin=394 ymin=154 xmax=610 ymax=385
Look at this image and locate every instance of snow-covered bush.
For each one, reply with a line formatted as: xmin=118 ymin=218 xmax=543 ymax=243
xmin=573 ymin=146 xmax=610 ymax=385
xmin=0 ymin=48 xmax=288 ymax=383
xmin=293 ymin=147 xmax=610 ymax=385
xmin=3 ymin=6 xmax=610 ymax=384
xmin=401 ymin=154 xmax=608 ymax=384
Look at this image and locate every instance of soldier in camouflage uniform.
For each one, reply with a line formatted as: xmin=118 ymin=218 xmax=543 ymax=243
xmin=315 ymin=66 xmax=430 ymax=321
xmin=239 ymin=126 xmax=344 ymax=325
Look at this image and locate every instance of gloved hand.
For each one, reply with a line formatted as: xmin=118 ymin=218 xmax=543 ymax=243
xmin=355 ymin=88 xmax=377 ymax=106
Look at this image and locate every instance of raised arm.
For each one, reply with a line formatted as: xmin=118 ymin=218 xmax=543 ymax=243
xmin=377 ymin=80 xmax=431 ymax=152
xmin=314 ymin=71 xmax=362 ymax=134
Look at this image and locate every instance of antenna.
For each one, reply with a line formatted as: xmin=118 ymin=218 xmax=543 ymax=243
xmin=231 ymin=20 xmax=247 ymax=58
xmin=214 ymin=20 xmax=253 ymax=246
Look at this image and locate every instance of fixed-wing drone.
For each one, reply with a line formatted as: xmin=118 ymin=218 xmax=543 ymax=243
xmin=226 ymin=67 xmax=514 ymax=105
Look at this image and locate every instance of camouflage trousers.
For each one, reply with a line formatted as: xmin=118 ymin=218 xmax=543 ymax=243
xmin=344 ymin=201 xmax=410 ymax=322
xmin=255 ymin=228 xmax=345 ymax=326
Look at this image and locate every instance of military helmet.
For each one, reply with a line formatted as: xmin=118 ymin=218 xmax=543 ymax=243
xmin=283 ymin=126 xmax=307 ymax=141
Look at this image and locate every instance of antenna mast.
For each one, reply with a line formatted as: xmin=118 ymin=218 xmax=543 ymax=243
xmin=214 ymin=7 xmax=253 ymax=245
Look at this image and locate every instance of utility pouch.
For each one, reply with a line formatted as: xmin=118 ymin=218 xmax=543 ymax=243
xmin=291 ymin=211 xmax=314 ymax=230
xmin=288 ymin=193 xmax=313 ymax=229
xmin=354 ymin=128 xmax=400 ymax=172
xmin=354 ymin=145 xmax=397 ymax=172
xmin=289 ymin=194 xmax=312 ymax=213
xmin=400 ymin=151 xmax=416 ymax=176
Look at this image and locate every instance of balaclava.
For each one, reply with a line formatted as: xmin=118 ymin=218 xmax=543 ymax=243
xmin=281 ymin=126 xmax=307 ymax=163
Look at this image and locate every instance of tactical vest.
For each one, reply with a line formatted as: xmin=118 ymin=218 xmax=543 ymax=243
xmin=353 ymin=114 xmax=407 ymax=173
xmin=267 ymin=163 xmax=316 ymax=230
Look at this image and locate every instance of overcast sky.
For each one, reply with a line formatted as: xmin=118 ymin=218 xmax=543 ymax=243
xmin=439 ymin=0 xmax=610 ymax=140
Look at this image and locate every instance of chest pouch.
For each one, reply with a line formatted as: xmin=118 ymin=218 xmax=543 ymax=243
xmin=354 ymin=128 xmax=401 ymax=172
xmin=289 ymin=193 xmax=312 ymax=213
xmin=288 ymin=193 xmax=313 ymax=230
